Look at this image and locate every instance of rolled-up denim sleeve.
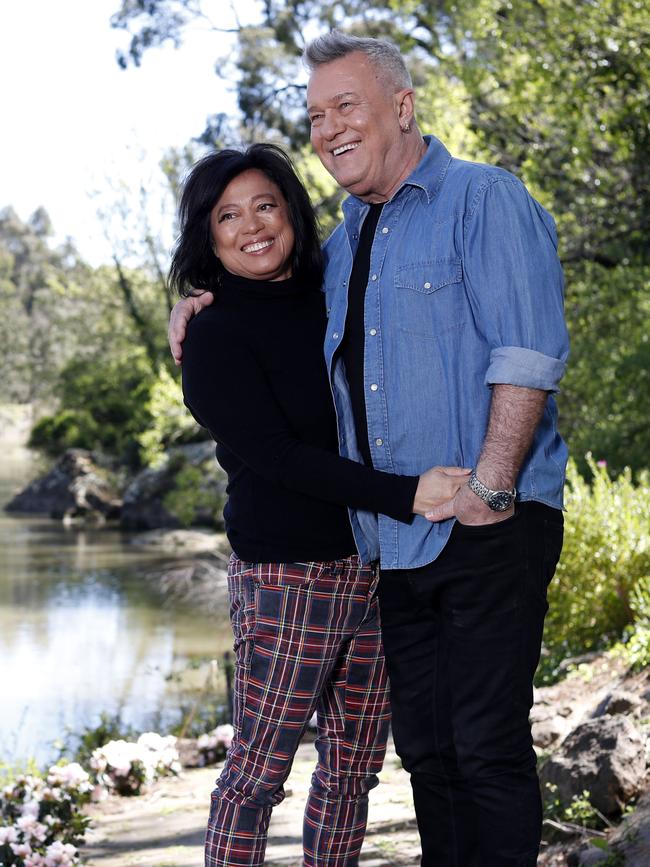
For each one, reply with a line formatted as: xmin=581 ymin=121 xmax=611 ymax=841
xmin=462 ymin=176 xmax=569 ymax=393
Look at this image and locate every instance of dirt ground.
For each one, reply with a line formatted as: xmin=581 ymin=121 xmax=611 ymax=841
xmin=82 ymin=738 xmax=422 ymax=866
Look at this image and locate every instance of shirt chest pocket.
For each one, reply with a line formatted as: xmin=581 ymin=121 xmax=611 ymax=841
xmin=394 ymin=258 xmax=466 ymax=339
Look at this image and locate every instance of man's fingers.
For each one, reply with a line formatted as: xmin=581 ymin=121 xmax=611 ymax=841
xmin=168 ymin=292 xmax=214 ymax=365
xmin=425 ymin=500 xmax=457 ymax=523
xmin=442 ymin=466 xmax=472 ymax=476
xmin=192 ymin=291 xmax=214 ymax=314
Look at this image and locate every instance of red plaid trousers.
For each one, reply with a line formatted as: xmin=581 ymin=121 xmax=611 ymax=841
xmin=204 ymin=555 xmax=391 ymax=866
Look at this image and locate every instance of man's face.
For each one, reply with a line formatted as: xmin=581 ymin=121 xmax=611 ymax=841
xmin=306 ymin=52 xmax=410 ymax=202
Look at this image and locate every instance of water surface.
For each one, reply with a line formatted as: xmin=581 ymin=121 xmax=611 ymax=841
xmin=0 ymin=449 xmax=231 ymax=767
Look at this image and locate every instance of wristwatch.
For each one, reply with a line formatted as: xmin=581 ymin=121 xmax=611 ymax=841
xmin=468 ymin=472 xmax=516 ymax=512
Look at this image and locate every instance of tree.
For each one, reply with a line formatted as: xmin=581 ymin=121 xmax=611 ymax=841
xmin=110 ymin=0 xmax=650 ymax=470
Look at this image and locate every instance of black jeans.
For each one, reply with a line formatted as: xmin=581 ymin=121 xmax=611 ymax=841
xmin=378 ymin=502 xmax=563 ymax=867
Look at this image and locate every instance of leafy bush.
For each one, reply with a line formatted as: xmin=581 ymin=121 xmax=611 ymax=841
xmin=0 ymin=762 xmax=92 ymax=866
xmin=137 ymin=366 xmax=202 ymax=468
xmin=162 ymin=461 xmax=224 ymax=528
xmin=614 ymin=577 xmax=650 ymax=672
xmin=29 ymin=352 xmax=156 ymax=466
xmin=560 ymin=264 xmax=650 ymax=477
xmin=59 ymin=713 xmax=136 ymax=772
xmin=89 ymin=733 xmax=181 ymax=797
xmin=538 ymin=456 xmax=650 ymax=683
xmin=543 ymin=782 xmax=605 ymax=831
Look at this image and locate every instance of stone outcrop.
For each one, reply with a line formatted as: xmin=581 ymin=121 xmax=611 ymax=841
xmin=5 ymin=449 xmax=121 ymax=523
xmin=120 ymin=441 xmax=226 ymax=531
xmin=539 ymin=715 xmax=646 ymax=815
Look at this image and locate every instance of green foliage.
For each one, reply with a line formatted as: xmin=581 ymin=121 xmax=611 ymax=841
xmin=559 ymin=263 xmax=650 ymax=477
xmin=29 ymin=408 xmax=101 ymax=454
xmin=162 ymin=460 xmax=224 ymax=528
xmin=110 ymin=0 xmax=650 ymax=472
xmin=60 ymin=712 xmax=136 ymax=771
xmin=614 ymin=577 xmax=650 ymax=671
xmin=538 ymin=457 xmax=650 ymax=683
xmin=543 ymin=782 xmax=606 ymax=831
xmin=29 ymin=351 xmax=156 ymax=466
xmin=137 ymin=366 xmax=202 ymax=468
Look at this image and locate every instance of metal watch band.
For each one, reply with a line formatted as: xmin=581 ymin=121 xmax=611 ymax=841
xmin=468 ymin=472 xmax=516 ymax=510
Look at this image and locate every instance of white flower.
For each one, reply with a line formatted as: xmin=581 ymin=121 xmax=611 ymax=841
xmin=214 ymin=724 xmax=234 ymax=749
xmin=0 ymin=825 xmax=18 ymax=844
xmin=11 ymin=840 xmax=34 ymax=857
xmin=137 ymin=732 xmax=176 ymax=752
xmin=21 ymin=799 xmax=41 ymax=819
xmin=47 ymin=762 xmax=90 ymax=790
xmin=44 ymin=840 xmax=78 ymax=866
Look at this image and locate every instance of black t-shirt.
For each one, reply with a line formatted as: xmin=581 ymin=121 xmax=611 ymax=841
xmin=337 ymin=204 xmax=384 ymax=466
xmin=181 ymin=269 xmax=418 ymax=562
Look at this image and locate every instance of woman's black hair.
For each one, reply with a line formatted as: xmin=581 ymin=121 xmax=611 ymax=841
xmin=169 ymin=143 xmax=323 ymax=296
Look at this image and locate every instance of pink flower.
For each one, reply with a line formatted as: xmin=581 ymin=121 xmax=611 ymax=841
xmin=597 ymin=459 xmax=607 ymax=467
xmin=0 ymin=825 xmax=18 ymax=844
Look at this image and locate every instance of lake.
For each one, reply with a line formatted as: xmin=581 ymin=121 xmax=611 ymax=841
xmin=0 ymin=448 xmax=232 ymax=768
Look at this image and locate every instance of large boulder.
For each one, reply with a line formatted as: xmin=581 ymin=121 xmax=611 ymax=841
xmin=539 ymin=715 xmax=646 ymax=815
xmin=5 ymin=449 xmax=121 ymax=523
xmin=120 ymin=442 xmax=226 ymax=531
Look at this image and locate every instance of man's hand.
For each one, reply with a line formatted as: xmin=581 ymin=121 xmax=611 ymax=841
xmin=424 ymin=482 xmax=514 ymax=525
xmin=168 ymin=292 xmax=214 ymax=365
xmin=412 ymin=466 xmax=471 ymax=516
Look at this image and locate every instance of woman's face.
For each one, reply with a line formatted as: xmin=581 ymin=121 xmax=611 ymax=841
xmin=210 ymin=169 xmax=295 ymax=281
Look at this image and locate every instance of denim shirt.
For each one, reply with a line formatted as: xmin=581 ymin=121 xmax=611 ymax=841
xmin=322 ymin=136 xmax=570 ymax=569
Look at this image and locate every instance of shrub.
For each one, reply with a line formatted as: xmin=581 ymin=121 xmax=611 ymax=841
xmin=0 ymin=762 xmax=92 ymax=866
xmin=89 ymin=733 xmax=181 ymax=796
xmin=137 ymin=366 xmax=202 ymax=468
xmin=29 ymin=352 xmax=155 ymax=466
xmin=614 ymin=576 xmax=650 ymax=671
xmin=538 ymin=456 xmax=650 ymax=683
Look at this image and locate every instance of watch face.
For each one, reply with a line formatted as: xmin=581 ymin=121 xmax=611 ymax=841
xmin=487 ymin=492 xmax=513 ymax=512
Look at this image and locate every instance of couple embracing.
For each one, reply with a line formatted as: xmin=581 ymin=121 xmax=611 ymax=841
xmin=169 ymin=30 xmax=568 ymax=867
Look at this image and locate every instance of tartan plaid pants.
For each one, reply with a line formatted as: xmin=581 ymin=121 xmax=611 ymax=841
xmin=205 ymin=555 xmax=391 ymax=867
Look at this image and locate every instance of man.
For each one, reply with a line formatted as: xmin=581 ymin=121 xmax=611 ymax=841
xmin=170 ymin=32 xmax=569 ymax=866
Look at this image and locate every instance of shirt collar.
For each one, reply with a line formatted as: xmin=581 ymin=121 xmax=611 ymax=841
xmin=342 ymin=135 xmax=452 ymax=222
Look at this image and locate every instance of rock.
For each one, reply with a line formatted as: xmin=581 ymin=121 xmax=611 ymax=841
xmin=120 ymin=464 xmax=182 ymax=530
xmin=130 ymin=528 xmax=229 ymax=553
xmin=147 ymin=557 xmax=229 ymax=612
xmin=593 ymin=689 xmax=643 ymax=718
xmin=120 ymin=443 xmax=226 ymax=531
xmin=608 ymin=789 xmax=650 ymax=866
xmin=539 ymin=715 xmax=646 ymax=815
xmin=531 ymin=704 xmax=572 ymax=749
xmin=5 ymin=449 xmax=121 ymax=522
xmin=568 ymin=845 xmax=613 ymax=866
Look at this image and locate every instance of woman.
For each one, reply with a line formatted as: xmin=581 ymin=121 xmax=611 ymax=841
xmin=170 ymin=143 xmax=468 ymax=867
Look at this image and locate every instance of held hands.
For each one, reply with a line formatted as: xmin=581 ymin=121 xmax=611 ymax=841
xmin=423 ymin=476 xmax=515 ymax=525
xmin=168 ymin=292 xmax=215 ymax=365
xmin=412 ymin=467 xmax=472 ymax=516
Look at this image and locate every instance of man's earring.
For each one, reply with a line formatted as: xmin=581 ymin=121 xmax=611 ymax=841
xmin=402 ymin=122 xmax=411 ymax=133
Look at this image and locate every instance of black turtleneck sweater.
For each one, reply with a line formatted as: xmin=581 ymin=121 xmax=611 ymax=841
xmin=181 ymin=270 xmax=418 ymax=563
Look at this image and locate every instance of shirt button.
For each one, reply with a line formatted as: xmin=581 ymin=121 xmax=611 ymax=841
xmin=332 ymin=332 xmax=339 ymax=339
xmin=371 ymin=274 xmax=378 ymax=281
xmin=424 ymin=281 xmax=432 ymax=289
xmin=381 ymin=227 xmax=389 ymax=234
xmin=370 ymin=383 xmax=378 ymax=392
xmin=369 ymin=328 xmax=377 ymax=336
xmin=375 ymin=438 xmax=383 ymax=446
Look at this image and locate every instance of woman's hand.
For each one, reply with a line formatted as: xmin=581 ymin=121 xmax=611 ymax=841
xmin=412 ymin=466 xmax=472 ymax=516
xmin=168 ymin=292 xmax=214 ymax=365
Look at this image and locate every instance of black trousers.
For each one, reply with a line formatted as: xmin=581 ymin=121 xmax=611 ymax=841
xmin=378 ymin=502 xmax=563 ymax=867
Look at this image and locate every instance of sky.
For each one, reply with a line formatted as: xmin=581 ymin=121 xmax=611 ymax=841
xmin=0 ymin=0 xmax=260 ymax=264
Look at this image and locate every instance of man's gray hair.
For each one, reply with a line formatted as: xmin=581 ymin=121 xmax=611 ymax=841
xmin=304 ymin=30 xmax=412 ymax=90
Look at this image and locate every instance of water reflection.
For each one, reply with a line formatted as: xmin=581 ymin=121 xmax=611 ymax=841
xmin=0 ymin=449 xmax=231 ymax=766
